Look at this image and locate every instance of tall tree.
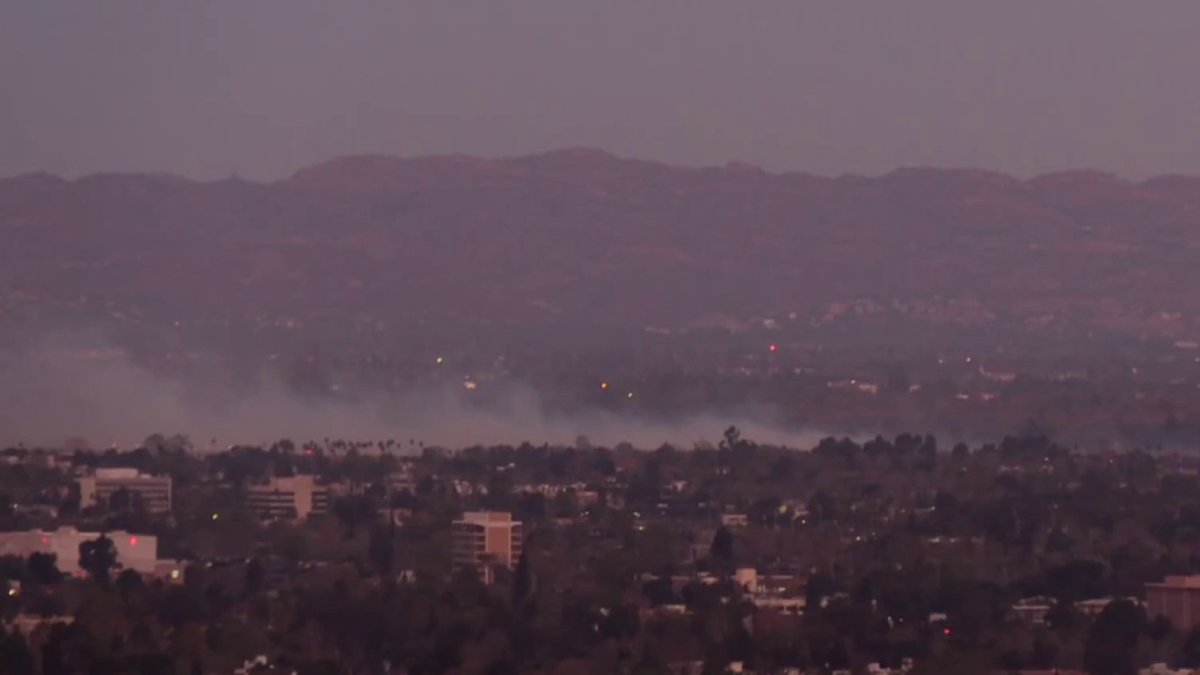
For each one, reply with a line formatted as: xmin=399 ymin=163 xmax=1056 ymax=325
xmin=368 ymin=525 xmax=394 ymax=575
xmin=244 ymin=558 xmax=265 ymax=596
xmin=332 ymin=495 xmax=373 ymax=539
xmin=1083 ymin=599 xmax=1142 ymax=675
xmin=0 ymin=628 xmax=36 ymax=675
xmin=108 ymin=487 xmax=134 ymax=512
xmin=512 ymin=549 xmax=534 ymax=605
xmin=710 ymin=527 xmax=735 ymax=572
xmin=719 ymin=426 xmax=742 ymax=452
xmin=79 ymin=533 xmax=119 ymax=585
xmin=26 ymin=552 xmax=61 ymax=585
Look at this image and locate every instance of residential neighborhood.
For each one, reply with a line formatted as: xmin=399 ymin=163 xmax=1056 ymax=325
xmin=3 ymin=432 xmax=1200 ymax=673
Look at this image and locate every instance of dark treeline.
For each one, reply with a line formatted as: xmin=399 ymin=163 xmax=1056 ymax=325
xmin=2 ymin=432 xmax=1200 ymax=673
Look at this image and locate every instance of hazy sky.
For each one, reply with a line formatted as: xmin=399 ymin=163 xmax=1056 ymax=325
xmin=3 ymin=2 xmax=1199 ymax=180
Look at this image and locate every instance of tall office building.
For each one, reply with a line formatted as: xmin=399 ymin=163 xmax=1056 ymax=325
xmin=451 ymin=511 xmax=523 ymax=583
xmin=79 ymin=468 xmax=172 ymax=513
xmin=245 ymin=475 xmax=329 ymax=520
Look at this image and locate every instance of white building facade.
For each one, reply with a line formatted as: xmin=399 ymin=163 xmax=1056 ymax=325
xmin=0 ymin=527 xmax=158 ymax=576
xmin=245 ymin=475 xmax=329 ymax=520
xmin=79 ymin=468 xmax=173 ymax=513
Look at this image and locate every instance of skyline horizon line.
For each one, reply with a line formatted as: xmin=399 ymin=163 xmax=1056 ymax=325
xmin=4 ymin=145 xmax=1198 ymax=186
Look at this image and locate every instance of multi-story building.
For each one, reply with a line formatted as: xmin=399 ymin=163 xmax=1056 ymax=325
xmin=0 ymin=527 xmax=158 ymax=576
xmin=245 ymin=475 xmax=329 ymax=520
xmin=1147 ymin=576 xmax=1200 ymax=631
xmin=451 ymin=511 xmax=523 ymax=583
xmin=79 ymin=468 xmax=172 ymax=513
xmin=386 ymin=468 xmax=416 ymax=495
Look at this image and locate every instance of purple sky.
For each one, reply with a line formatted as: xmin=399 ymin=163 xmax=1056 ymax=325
xmin=3 ymin=1 xmax=1199 ymax=180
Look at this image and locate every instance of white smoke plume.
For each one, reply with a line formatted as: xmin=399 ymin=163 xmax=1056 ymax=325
xmin=0 ymin=334 xmax=832 ymax=451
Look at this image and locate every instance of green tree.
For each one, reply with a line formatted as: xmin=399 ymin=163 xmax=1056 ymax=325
xmin=719 ymin=425 xmax=753 ymax=453
xmin=332 ymin=495 xmax=373 ymax=539
xmin=108 ymin=487 xmax=134 ymax=511
xmin=26 ymin=552 xmax=61 ymax=584
xmin=513 ymin=549 xmax=534 ymax=605
xmin=244 ymin=558 xmax=265 ymax=596
xmin=368 ymin=525 xmax=394 ymax=575
xmin=59 ymin=484 xmax=82 ymax=516
xmin=116 ymin=569 xmax=144 ymax=598
xmin=79 ymin=533 xmax=119 ymax=585
xmin=0 ymin=628 xmax=36 ymax=675
xmin=279 ymin=531 xmax=310 ymax=565
xmin=710 ymin=527 xmax=735 ymax=571
xmin=1083 ymin=599 xmax=1142 ymax=675
xmin=1182 ymin=626 xmax=1200 ymax=666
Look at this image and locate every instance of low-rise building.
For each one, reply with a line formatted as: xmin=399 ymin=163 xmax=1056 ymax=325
xmin=0 ymin=527 xmax=158 ymax=576
xmin=1147 ymin=575 xmax=1200 ymax=631
xmin=1140 ymin=664 xmax=1197 ymax=675
xmin=4 ymin=614 xmax=73 ymax=636
xmin=1075 ymin=597 xmax=1140 ymax=618
xmin=155 ymin=559 xmax=187 ymax=583
xmin=720 ymin=513 xmax=749 ymax=528
xmin=733 ymin=568 xmax=807 ymax=614
xmin=1011 ymin=596 xmax=1054 ymax=626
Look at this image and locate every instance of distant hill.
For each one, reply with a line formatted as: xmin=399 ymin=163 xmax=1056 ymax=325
xmin=3 ymin=149 xmax=1200 ymax=354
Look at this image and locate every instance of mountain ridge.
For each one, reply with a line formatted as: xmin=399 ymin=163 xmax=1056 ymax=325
xmin=7 ymin=147 xmax=1200 ymax=189
xmin=4 ymin=148 xmax=1200 ymax=358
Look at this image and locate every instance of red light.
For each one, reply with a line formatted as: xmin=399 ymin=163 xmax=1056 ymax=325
xmin=130 ymin=536 xmax=138 ymax=546
xmin=943 ymin=628 xmax=952 ymax=636
xmin=768 ymin=344 xmax=778 ymax=352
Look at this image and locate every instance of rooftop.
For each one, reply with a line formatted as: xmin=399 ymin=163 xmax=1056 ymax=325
xmin=1148 ymin=576 xmax=1200 ymax=589
xmin=459 ymin=511 xmax=517 ymax=524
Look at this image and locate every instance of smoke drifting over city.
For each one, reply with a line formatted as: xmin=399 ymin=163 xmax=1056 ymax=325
xmin=0 ymin=334 xmax=823 ymax=451
xmin=7 ymin=5 xmax=1200 ymax=673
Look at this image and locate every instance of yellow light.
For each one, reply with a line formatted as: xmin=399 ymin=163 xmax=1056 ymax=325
xmin=211 ymin=513 xmax=219 ymax=521
xmin=600 ymin=381 xmax=609 ymax=390
xmin=435 ymin=356 xmax=444 ymax=365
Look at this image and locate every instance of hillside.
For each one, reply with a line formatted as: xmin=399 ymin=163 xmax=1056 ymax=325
xmin=3 ymin=149 xmax=1200 ymax=355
